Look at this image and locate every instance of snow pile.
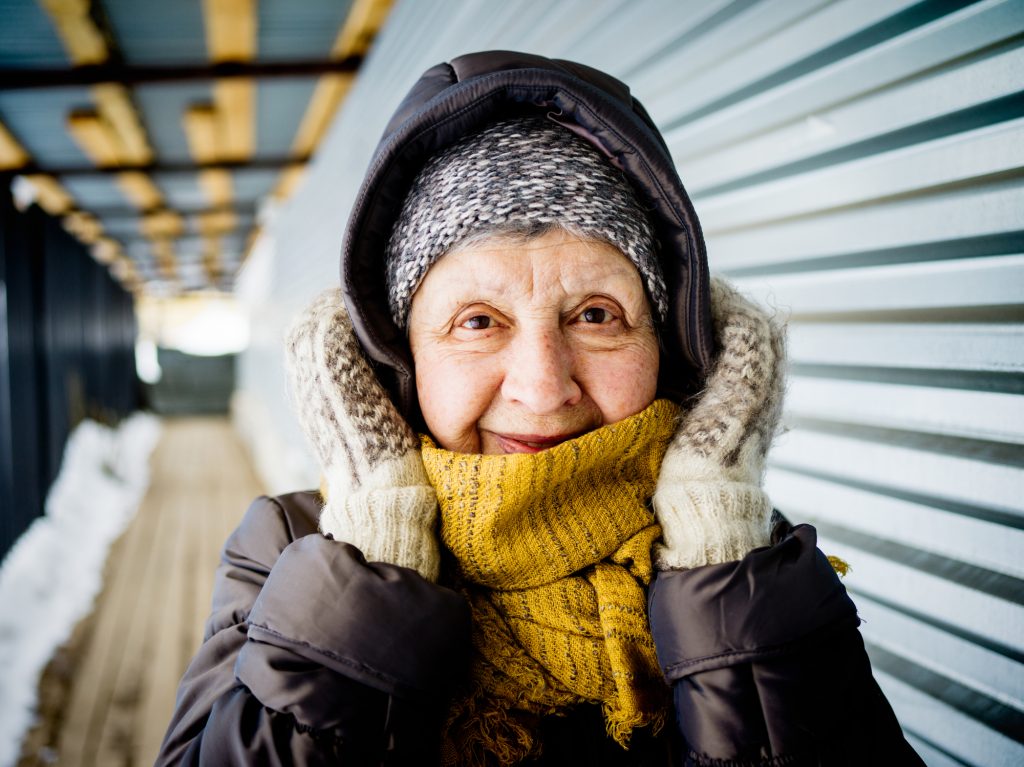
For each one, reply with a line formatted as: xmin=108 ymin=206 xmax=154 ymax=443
xmin=0 ymin=412 xmax=162 ymax=767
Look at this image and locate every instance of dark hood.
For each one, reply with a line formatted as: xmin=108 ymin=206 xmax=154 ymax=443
xmin=340 ymin=50 xmax=714 ymax=425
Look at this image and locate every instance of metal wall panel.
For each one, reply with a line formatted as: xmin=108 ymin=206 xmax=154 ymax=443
xmin=237 ymin=2 xmax=1024 ymax=763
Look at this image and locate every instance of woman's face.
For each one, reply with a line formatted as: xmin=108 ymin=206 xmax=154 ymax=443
xmin=408 ymin=229 xmax=660 ymax=454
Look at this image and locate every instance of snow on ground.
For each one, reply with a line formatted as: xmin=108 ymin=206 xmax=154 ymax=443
xmin=0 ymin=412 xmax=162 ymax=767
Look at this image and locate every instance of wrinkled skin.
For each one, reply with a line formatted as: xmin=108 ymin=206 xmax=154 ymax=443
xmin=408 ymin=229 xmax=660 ymax=455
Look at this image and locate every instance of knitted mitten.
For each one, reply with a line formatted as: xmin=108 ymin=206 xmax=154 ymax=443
xmin=284 ymin=289 xmax=440 ymax=581
xmin=653 ymin=278 xmax=787 ymax=570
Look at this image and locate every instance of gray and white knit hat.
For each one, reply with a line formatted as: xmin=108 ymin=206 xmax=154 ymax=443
xmin=384 ymin=116 xmax=667 ymax=328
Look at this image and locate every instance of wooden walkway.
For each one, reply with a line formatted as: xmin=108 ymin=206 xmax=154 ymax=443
xmin=19 ymin=417 xmax=265 ymax=767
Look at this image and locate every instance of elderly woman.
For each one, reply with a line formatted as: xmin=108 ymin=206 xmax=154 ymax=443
xmin=158 ymin=52 xmax=923 ymax=766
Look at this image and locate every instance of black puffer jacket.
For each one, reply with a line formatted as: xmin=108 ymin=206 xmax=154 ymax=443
xmin=157 ymin=52 xmax=924 ymax=766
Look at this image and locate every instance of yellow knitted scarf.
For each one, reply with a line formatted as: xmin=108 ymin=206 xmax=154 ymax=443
xmin=420 ymin=399 xmax=681 ymax=766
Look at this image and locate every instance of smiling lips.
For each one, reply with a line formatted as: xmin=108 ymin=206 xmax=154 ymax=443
xmin=494 ymin=431 xmax=586 ymax=454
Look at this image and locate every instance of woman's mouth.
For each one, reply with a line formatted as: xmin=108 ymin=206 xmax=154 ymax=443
xmin=493 ymin=432 xmax=583 ymax=454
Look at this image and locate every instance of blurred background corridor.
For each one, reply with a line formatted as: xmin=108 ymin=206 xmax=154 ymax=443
xmin=0 ymin=0 xmax=1021 ymax=765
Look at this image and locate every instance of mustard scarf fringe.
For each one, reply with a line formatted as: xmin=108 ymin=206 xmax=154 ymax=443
xmin=421 ymin=399 xmax=681 ymax=766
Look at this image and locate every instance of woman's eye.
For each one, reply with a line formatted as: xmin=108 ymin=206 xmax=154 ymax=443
xmin=462 ymin=315 xmax=492 ymax=330
xmin=580 ymin=307 xmax=612 ymax=324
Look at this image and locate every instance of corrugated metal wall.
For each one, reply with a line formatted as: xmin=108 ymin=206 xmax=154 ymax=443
xmin=0 ymin=192 xmax=140 ymax=560
xmin=235 ymin=1 xmax=1024 ymax=764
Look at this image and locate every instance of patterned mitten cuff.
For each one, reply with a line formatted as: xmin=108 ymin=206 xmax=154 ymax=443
xmin=319 ymin=453 xmax=440 ymax=581
xmin=653 ymin=480 xmax=772 ymax=570
xmin=652 ymin=277 xmax=786 ymax=571
xmin=285 ymin=289 xmax=440 ymax=582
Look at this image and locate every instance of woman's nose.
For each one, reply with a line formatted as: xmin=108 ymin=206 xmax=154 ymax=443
xmin=501 ymin=328 xmax=582 ymax=414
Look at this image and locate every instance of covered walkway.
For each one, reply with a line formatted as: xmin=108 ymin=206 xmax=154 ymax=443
xmin=18 ymin=417 xmax=263 ymax=767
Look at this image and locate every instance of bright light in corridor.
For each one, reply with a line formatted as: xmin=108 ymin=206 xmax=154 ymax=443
xmin=137 ymin=294 xmax=251 ymax=358
xmin=161 ymin=301 xmax=250 ymax=356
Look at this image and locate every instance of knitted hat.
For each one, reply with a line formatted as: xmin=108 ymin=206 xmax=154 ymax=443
xmin=384 ymin=117 xmax=667 ymax=328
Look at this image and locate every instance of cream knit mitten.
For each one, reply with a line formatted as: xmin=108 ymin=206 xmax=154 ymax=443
xmin=654 ymin=278 xmax=787 ymax=570
xmin=284 ymin=289 xmax=440 ymax=581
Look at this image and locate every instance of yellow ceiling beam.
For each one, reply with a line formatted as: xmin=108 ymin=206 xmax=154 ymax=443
xmin=202 ymin=237 xmax=223 ymax=286
xmin=183 ymin=105 xmax=219 ymax=164
xmin=203 ymin=0 xmax=256 ymax=164
xmin=289 ymin=74 xmax=353 ymax=158
xmin=184 ymin=105 xmax=234 ymax=207
xmin=62 ymin=210 xmax=103 ymax=243
xmin=197 ymin=209 xmax=237 ymax=236
xmin=23 ymin=175 xmax=76 ymax=216
xmin=185 ymin=98 xmax=233 ymax=282
xmin=110 ymin=254 xmax=140 ymax=288
xmin=202 ymin=0 xmax=255 ymax=62
xmin=0 ymin=122 xmax=30 ymax=169
xmin=42 ymin=0 xmax=175 ymax=294
xmin=197 ymin=0 xmax=257 ymax=291
xmin=92 ymin=83 xmax=153 ymax=165
xmin=2 ymin=120 xmax=78 ymax=218
xmin=117 ymin=172 xmax=164 ymax=211
xmin=331 ymin=0 xmax=394 ymax=58
xmin=67 ymin=110 xmax=121 ymax=166
xmin=37 ymin=0 xmax=108 ymax=64
xmin=199 ymin=170 xmax=233 ymax=208
xmin=272 ymin=164 xmax=307 ymax=200
xmin=274 ymin=0 xmax=393 ymax=201
xmin=91 ymin=236 xmax=122 ymax=265
xmin=151 ymin=239 xmax=178 ymax=283
xmin=68 ymin=96 xmax=152 ymax=168
xmin=41 ymin=0 xmax=150 ymax=166
xmin=69 ymin=112 xmax=166 ymax=211
xmin=140 ymin=210 xmax=185 ymax=240
xmin=276 ymin=165 xmax=307 ymax=199
xmin=214 ymin=80 xmax=254 ymax=160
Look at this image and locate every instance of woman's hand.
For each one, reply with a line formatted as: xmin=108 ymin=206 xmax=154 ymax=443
xmin=653 ymin=278 xmax=787 ymax=570
xmin=285 ymin=289 xmax=440 ymax=580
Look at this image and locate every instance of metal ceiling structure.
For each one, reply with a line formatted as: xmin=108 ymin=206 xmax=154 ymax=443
xmin=0 ymin=0 xmax=393 ymax=296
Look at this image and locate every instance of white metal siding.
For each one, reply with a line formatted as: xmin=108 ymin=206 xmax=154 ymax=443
xmin=235 ymin=2 xmax=1024 ymax=763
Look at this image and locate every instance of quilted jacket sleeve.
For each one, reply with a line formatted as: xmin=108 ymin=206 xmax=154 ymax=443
xmin=155 ymin=493 xmax=471 ymax=766
xmin=649 ymin=524 xmax=925 ymax=767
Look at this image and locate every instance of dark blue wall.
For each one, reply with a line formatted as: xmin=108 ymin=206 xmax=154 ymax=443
xmin=0 ymin=191 xmax=140 ymax=561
